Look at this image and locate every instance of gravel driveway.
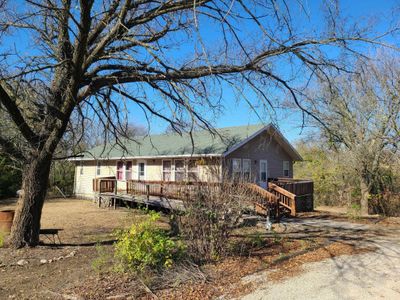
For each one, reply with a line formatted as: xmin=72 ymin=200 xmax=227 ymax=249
xmin=241 ymin=218 xmax=400 ymax=300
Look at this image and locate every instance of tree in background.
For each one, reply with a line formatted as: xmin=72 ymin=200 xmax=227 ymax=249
xmin=302 ymin=53 xmax=400 ymax=215
xmin=294 ymin=141 xmax=347 ymax=206
xmin=0 ymin=1 xmax=397 ymax=247
xmin=0 ymin=154 xmax=21 ymax=199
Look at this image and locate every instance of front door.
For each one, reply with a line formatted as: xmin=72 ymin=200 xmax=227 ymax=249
xmin=259 ymin=160 xmax=268 ymax=188
xmin=137 ymin=161 xmax=146 ymax=181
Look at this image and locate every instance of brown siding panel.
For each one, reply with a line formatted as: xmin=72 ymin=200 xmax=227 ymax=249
xmin=225 ymin=130 xmax=294 ymax=181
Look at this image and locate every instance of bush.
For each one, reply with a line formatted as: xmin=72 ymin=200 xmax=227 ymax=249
xmin=114 ymin=211 xmax=185 ymax=273
xmin=177 ymin=182 xmax=256 ymax=262
xmin=370 ymin=192 xmax=400 ymax=216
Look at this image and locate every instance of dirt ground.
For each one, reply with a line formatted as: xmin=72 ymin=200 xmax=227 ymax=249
xmin=1 ymin=199 xmax=398 ymax=300
xmin=0 ymin=198 xmax=145 ymax=300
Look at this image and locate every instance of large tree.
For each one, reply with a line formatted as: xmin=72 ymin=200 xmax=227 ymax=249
xmin=303 ymin=53 xmax=400 ymax=215
xmin=0 ymin=0 xmax=396 ymax=247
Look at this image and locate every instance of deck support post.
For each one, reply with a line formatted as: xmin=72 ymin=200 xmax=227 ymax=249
xmin=275 ymin=196 xmax=280 ymax=223
xmin=146 ymin=185 xmax=150 ymax=209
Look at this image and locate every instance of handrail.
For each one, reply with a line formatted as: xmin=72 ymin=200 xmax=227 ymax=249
xmin=268 ymin=183 xmax=296 ymax=198
xmin=268 ymin=182 xmax=296 ymax=216
xmin=247 ymin=183 xmax=278 ymax=203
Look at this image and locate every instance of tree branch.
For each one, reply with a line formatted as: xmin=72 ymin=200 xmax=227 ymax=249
xmin=0 ymin=83 xmax=40 ymax=147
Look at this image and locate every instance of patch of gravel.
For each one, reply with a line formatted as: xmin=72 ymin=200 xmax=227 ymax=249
xmin=240 ymin=218 xmax=400 ymax=300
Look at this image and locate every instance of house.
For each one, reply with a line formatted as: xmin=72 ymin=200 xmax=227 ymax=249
xmin=72 ymin=123 xmax=303 ymax=199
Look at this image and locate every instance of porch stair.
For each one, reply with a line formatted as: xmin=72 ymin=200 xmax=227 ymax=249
xmin=248 ymin=183 xmax=296 ymax=219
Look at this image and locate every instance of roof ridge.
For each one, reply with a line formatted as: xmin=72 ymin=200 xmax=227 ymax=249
xmin=135 ymin=123 xmax=267 ymax=139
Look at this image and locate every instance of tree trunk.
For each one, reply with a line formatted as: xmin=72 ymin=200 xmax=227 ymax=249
xmin=360 ymin=176 xmax=370 ymax=216
xmin=9 ymin=154 xmax=52 ymax=248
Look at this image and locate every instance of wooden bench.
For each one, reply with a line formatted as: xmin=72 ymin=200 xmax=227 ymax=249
xmin=39 ymin=229 xmax=63 ymax=244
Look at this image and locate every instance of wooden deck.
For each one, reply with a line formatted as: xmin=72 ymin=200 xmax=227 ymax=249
xmin=96 ymin=192 xmax=185 ymax=212
xmin=92 ymin=177 xmax=314 ymax=218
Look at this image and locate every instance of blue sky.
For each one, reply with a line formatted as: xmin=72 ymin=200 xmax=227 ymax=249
xmin=1 ymin=0 xmax=398 ymax=143
xmin=123 ymin=0 xmax=398 ymax=142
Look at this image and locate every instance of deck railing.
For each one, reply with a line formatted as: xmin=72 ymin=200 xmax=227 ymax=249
xmin=127 ymin=180 xmax=285 ymax=217
xmin=270 ymin=178 xmax=313 ymax=196
xmin=93 ymin=177 xmax=313 ymax=217
xmin=269 ymin=178 xmax=314 ymax=214
xmin=93 ymin=177 xmax=117 ymax=193
xmin=268 ymin=182 xmax=297 ymax=216
xmin=126 ymin=180 xmax=221 ymax=199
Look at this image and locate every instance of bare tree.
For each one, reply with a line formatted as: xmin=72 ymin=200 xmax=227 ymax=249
xmin=0 ymin=0 xmax=397 ymax=247
xmin=303 ymin=53 xmax=400 ymax=215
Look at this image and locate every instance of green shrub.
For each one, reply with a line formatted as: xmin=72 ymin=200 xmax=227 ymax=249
xmin=114 ymin=211 xmax=185 ymax=273
xmin=0 ymin=232 xmax=4 ymax=248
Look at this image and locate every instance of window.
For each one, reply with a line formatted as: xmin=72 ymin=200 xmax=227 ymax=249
xmin=96 ymin=161 xmax=101 ymax=176
xmin=125 ymin=161 xmax=132 ymax=180
xmin=283 ymin=161 xmax=290 ymax=177
xmin=175 ymin=160 xmax=185 ymax=181
xmin=260 ymin=160 xmax=268 ymax=182
xmin=79 ymin=161 xmax=84 ymax=175
xmin=232 ymin=159 xmax=241 ymax=179
xmin=117 ymin=161 xmax=124 ymax=180
xmin=137 ymin=162 xmax=145 ymax=180
xmin=187 ymin=159 xmax=198 ymax=181
xmin=163 ymin=160 xmax=172 ymax=181
xmin=242 ymin=159 xmax=251 ymax=181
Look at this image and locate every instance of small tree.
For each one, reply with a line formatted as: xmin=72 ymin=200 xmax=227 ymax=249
xmin=178 ymin=181 xmax=257 ymax=262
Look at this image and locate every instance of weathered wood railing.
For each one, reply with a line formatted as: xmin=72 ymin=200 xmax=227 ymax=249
xmin=271 ymin=178 xmax=313 ymax=195
xmin=94 ymin=178 xmax=312 ymax=218
xmin=127 ymin=180 xmax=284 ymax=217
xmin=269 ymin=178 xmax=314 ymax=214
xmin=126 ymin=180 xmax=221 ymax=199
xmin=93 ymin=177 xmax=117 ymax=193
xmin=268 ymin=182 xmax=296 ymax=216
xmin=247 ymin=183 xmax=280 ymax=217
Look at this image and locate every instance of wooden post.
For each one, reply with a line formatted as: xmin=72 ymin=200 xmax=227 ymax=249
xmin=291 ymin=196 xmax=297 ymax=217
xmin=275 ymin=196 xmax=280 ymax=223
xmin=146 ymin=184 xmax=150 ymax=209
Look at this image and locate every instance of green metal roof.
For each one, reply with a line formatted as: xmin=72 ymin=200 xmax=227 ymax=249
xmin=81 ymin=124 xmax=265 ymax=159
